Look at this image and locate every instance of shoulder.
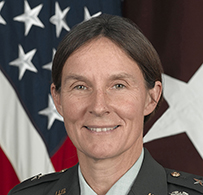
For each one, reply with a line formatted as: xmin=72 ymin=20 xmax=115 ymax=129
xmin=165 ymin=168 xmax=203 ymax=194
xmin=8 ymin=165 xmax=78 ymax=195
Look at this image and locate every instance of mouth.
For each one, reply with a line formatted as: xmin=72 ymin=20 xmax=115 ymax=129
xmin=84 ymin=125 xmax=120 ymax=133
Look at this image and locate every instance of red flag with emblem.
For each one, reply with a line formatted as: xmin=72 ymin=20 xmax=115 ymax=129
xmin=123 ymin=0 xmax=203 ymax=175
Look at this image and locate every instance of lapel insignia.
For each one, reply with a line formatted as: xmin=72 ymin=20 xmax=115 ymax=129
xmin=194 ymin=178 xmax=203 ymax=186
xmin=170 ymin=191 xmax=189 ymax=195
xmin=55 ymin=188 xmax=66 ymax=195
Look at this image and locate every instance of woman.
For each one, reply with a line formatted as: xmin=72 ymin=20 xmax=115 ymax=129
xmin=9 ymin=14 xmax=203 ymax=195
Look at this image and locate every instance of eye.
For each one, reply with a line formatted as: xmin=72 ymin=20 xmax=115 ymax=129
xmin=113 ymin=84 xmax=126 ymax=89
xmin=74 ymin=85 xmax=87 ymax=90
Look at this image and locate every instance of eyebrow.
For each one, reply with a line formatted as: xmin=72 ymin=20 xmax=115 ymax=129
xmin=109 ymin=73 xmax=137 ymax=83
xmin=63 ymin=72 xmax=137 ymax=85
xmin=64 ymin=74 xmax=87 ymax=81
xmin=63 ymin=74 xmax=90 ymax=85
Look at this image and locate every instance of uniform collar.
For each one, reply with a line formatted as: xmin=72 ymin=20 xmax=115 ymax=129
xmin=51 ymin=148 xmax=167 ymax=195
xmin=78 ymin=149 xmax=144 ymax=195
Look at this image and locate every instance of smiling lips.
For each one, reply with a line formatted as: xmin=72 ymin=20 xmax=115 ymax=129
xmin=84 ymin=125 xmax=120 ymax=132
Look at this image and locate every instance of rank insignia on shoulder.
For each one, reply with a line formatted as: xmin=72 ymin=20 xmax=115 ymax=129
xmin=60 ymin=168 xmax=68 ymax=173
xmin=170 ymin=191 xmax=189 ymax=195
xmin=194 ymin=178 xmax=203 ymax=186
xmin=171 ymin=171 xmax=181 ymax=177
xmin=31 ymin=173 xmax=43 ymax=181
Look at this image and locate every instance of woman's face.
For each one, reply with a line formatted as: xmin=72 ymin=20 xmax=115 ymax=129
xmin=52 ymin=37 xmax=161 ymax=160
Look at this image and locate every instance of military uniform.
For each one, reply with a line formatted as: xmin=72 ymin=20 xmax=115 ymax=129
xmin=8 ymin=149 xmax=203 ymax=195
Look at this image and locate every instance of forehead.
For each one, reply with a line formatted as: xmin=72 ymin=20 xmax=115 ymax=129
xmin=68 ymin=37 xmax=130 ymax=61
xmin=62 ymin=37 xmax=144 ymax=80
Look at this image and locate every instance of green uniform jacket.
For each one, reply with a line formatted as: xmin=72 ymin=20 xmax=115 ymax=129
xmin=8 ymin=149 xmax=203 ymax=195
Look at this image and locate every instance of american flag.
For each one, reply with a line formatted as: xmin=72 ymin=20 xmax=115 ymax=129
xmin=0 ymin=1 xmax=122 ymax=194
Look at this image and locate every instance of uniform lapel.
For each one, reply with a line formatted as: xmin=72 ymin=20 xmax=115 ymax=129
xmin=46 ymin=149 xmax=167 ymax=195
xmin=48 ymin=164 xmax=80 ymax=195
xmin=128 ymin=148 xmax=168 ymax=195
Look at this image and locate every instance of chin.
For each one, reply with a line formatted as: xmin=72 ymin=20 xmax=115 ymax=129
xmin=87 ymin=148 xmax=120 ymax=161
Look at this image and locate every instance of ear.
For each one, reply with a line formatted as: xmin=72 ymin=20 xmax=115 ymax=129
xmin=144 ymin=81 xmax=162 ymax=116
xmin=51 ymin=83 xmax=63 ymax=117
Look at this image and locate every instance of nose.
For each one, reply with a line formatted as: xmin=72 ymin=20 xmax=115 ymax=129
xmin=89 ymin=89 xmax=110 ymax=116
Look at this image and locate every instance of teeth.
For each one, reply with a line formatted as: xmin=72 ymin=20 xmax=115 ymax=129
xmin=86 ymin=126 xmax=118 ymax=132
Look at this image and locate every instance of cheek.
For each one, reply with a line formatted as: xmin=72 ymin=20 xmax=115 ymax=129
xmin=61 ymin=98 xmax=85 ymax=145
xmin=116 ymin=96 xmax=146 ymax=121
xmin=61 ymin=96 xmax=86 ymax=123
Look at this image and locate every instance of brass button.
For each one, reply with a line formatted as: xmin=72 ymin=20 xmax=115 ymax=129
xmin=171 ymin=171 xmax=180 ymax=177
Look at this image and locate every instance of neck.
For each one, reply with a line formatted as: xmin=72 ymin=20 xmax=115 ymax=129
xmin=78 ymin=144 xmax=143 ymax=195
